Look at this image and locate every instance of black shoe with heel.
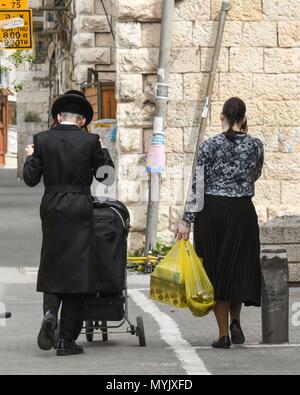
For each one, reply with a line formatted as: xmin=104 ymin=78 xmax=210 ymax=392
xmin=230 ymin=319 xmax=246 ymax=345
xmin=212 ymin=336 xmax=231 ymax=349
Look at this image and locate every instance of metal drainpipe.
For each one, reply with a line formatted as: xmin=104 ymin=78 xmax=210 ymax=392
xmin=144 ymin=0 xmax=175 ymax=255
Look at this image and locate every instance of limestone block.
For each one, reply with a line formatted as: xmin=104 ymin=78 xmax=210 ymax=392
xmin=143 ymin=73 xmax=183 ymax=102
xmin=277 ymin=127 xmax=300 ymax=154
xmin=158 ymin=206 xmax=170 ymax=232
xmin=117 ymin=0 xmax=163 ymax=22
xmin=184 ymin=73 xmax=219 ymax=101
xmin=117 ymin=73 xmax=143 ymax=101
xmin=118 ymin=101 xmax=155 ymax=127
xmin=255 ymin=180 xmax=281 ymax=206
xmin=118 ymin=154 xmax=147 ymax=181
xmin=169 ymin=74 xmax=183 ymax=101
xmin=165 ymin=128 xmax=184 ymax=153
xmin=95 ymin=0 xmax=113 ymax=15
xmin=170 ymin=206 xmax=183 ymax=229
xmin=264 ymin=153 xmax=300 ymax=181
xmin=79 ymin=15 xmax=111 ymax=32
xmin=78 ymin=0 xmax=94 ymax=15
xmin=230 ymin=47 xmax=264 ymax=72
xmin=143 ymin=128 xmax=153 ymax=153
xmin=219 ymin=73 xmax=253 ymax=100
xmin=278 ymin=22 xmax=300 ymax=48
xmin=201 ymin=47 xmax=229 ymax=72
xmin=75 ymin=47 xmax=111 ymax=65
xmin=118 ymin=179 xmax=146 ymax=203
xmin=265 ymin=48 xmax=300 ymax=73
xmin=174 ymin=0 xmax=210 ymax=21
xmin=212 ymin=0 xmax=263 ymax=21
xmin=119 ymin=128 xmax=143 ymax=153
xmin=193 ymin=21 xmax=243 ymax=47
xmin=254 ymin=205 xmax=268 ymax=223
xmin=263 ymin=0 xmax=300 ymax=21
xmin=281 ymin=182 xmax=300 ymax=206
xmin=167 ymin=101 xmax=202 ymax=128
xmin=170 ymin=48 xmax=201 ymax=73
xmin=260 ymin=216 xmax=300 ymax=244
xmin=129 ymin=205 xmax=147 ymax=231
xmin=251 ymin=128 xmax=279 ymax=153
xmin=74 ymin=64 xmax=90 ymax=84
xmin=95 ymin=33 xmax=115 ymax=47
xmin=243 ymin=22 xmax=277 ymax=47
xmin=73 ymin=33 xmax=95 ymax=48
xmin=118 ymin=48 xmax=159 ymax=73
xmin=128 ymin=232 xmax=145 ymax=251
xmin=289 ymin=264 xmax=300 ymax=283
xmin=263 ymin=101 xmax=300 ymax=127
xmin=253 ymin=74 xmax=300 ymax=101
xmin=211 ymin=101 xmax=264 ymax=126
xmin=117 ymin=22 xmax=142 ymax=48
xmin=142 ymin=23 xmax=161 ymax=47
xmin=183 ymin=127 xmax=198 ymax=153
xmin=172 ymin=21 xmax=193 ymax=48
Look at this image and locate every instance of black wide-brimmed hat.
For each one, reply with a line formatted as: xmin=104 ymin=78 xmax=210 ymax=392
xmin=51 ymin=90 xmax=94 ymax=126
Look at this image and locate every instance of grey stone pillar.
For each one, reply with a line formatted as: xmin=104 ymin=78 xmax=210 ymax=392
xmin=261 ymin=249 xmax=289 ymax=344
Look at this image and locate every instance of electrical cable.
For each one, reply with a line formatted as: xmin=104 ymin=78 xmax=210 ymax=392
xmin=100 ymin=0 xmax=115 ymax=41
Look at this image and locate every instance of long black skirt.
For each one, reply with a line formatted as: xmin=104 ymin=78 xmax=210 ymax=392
xmin=194 ymin=195 xmax=262 ymax=307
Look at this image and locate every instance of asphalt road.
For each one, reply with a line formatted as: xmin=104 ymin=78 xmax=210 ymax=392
xmin=0 ymin=169 xmax=43 ymax=268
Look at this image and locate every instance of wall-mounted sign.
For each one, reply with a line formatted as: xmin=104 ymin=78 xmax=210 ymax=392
xmin=0 ymin=1 xmax=28 ymax=9
xmin=0 ymin=9 xmax=33 ymax=50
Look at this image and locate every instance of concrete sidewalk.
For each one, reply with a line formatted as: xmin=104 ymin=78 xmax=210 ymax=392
xmin=0 ymin=277 xmax=300 ymax=375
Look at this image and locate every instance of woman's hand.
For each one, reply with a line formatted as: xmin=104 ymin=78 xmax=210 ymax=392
xmin=25 ymin=144 xmax=34 ymax=157
xmin=175 ymin=221 xmax=191 ymax=241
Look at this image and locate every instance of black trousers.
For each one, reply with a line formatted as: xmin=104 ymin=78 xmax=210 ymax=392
xmin=43 ymin=293 xmax=84 ymax=342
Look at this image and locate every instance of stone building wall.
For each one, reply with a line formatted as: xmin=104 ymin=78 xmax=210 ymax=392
xmin=54 ymin=0 xmax=115 ymax=93
xmin=115 ymin=0 xmax=300 ymax=250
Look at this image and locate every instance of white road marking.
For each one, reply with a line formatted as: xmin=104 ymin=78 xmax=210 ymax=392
xmin=129 ymin=289 xmax=211 ymax=376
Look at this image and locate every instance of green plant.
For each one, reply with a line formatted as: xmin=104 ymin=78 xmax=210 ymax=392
xmin=152 ymin=238 xmax=173 ymax=257
xmin=13 ymin=81 xmax=24 ymax=93
xmin=9 ymin=50 xmax=33 ymax=68
xmin=24 ymin=111 xmax=42 ymax=123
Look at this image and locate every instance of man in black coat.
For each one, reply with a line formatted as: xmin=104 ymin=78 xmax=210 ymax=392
xmin=23 ymin=90 xmax=115 ymax=356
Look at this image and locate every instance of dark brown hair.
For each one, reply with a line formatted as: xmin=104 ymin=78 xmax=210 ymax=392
xmin=222 ymin=97 xmax=247 ymax=141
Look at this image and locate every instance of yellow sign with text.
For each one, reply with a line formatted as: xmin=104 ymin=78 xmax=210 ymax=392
xmin=0 ymin=9 xmax=33 ymax=49
xmin=0 ymin=1 xmax=28 ymax=9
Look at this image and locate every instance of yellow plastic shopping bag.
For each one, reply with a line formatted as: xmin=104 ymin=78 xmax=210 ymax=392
xmin=150 ymin=241 xmax=187 ymax=308
xmin=183 ymin=241 xmax=215 ymax=317
xmin=150 ymin=240 xmax=215 ymax=316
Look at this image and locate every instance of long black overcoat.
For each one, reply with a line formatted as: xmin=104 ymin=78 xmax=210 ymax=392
xmin=23 ymin=124 xmax=114 ymax=294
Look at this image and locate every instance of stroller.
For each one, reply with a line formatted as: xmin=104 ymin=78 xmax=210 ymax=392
xmin=82 ymin=199 xmax=146 ymax=347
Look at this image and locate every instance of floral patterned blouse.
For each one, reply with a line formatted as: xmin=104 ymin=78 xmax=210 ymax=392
xmin=183 ymin=132 xmax=264 ymax=224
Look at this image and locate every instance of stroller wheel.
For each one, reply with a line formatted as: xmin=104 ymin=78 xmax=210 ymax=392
xmin=86 ymin=321 xmax=94 ymax=343
xmin=136 ymin=316 xmax=146 ymax=347
xmin=101 ymin=321 xmax=108 ymax=342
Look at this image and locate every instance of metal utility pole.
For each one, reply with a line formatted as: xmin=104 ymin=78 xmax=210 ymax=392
xmin=184 ymin=1 xmax=230 ymax=214
xmin=144 ymin=0 xmax=175 ymax=255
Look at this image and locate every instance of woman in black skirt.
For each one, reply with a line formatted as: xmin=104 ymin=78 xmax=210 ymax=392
xmin=176 ymin=97 xmax=264 ymax=349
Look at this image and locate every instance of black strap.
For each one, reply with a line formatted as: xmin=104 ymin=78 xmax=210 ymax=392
xmin=45 ymin=185 xmax=91 ymax=194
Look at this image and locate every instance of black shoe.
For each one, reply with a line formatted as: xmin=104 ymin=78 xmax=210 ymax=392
xmin=212 ymin=336 xmax=231 ymax=349
xmin=38 ymin=312 xmax=57 ymax=351
xmin=230 ymin=320 xmax=246 ymax=345
xmin=57 ymin=339 xmax=84 ymax=356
